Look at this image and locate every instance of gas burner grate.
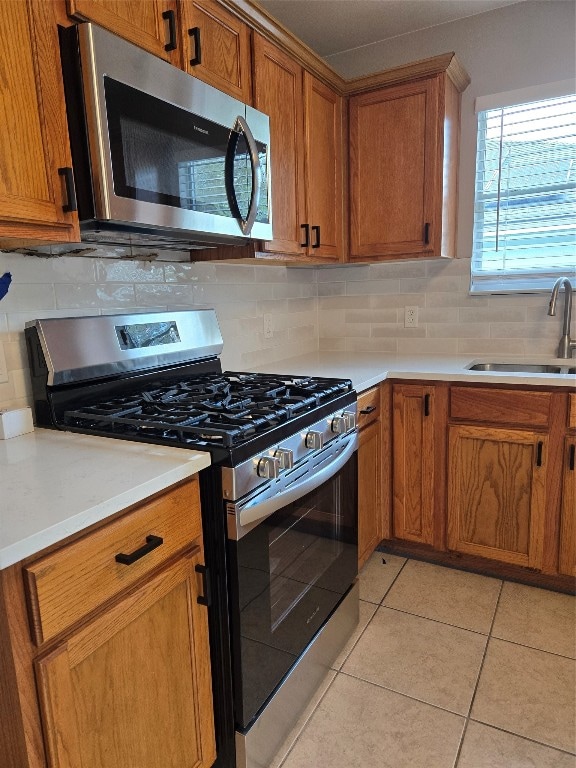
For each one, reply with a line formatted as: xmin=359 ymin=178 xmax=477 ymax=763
xmin=61 ymin=370 xmax=353 ymax=449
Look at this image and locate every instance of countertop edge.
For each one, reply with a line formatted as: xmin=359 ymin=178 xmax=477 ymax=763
xmin=0 ymin=439 xmax=211 ymax=570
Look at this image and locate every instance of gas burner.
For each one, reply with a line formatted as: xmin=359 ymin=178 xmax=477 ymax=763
xmin=59 ymin=369 xmax=353 ymax=452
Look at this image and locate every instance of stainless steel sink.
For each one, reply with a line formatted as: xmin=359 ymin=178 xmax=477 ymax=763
xmin=467 ymin=362 xmax=575 ymax=374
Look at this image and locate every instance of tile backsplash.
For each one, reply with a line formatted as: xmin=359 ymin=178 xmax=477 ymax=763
xmin=0 ymin=250 xmax=571 ymax=411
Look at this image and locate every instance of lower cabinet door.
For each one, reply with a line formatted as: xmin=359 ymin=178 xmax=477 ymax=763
xmin=35 ymin=549 xmax=216 ymax=768
xmin=559 ymin=436 xmax=576 ymax=577
xmin=358 ymin=419 xmax=382 ymax=568
xmin=447 ymin=425 xmax=547 ymax=569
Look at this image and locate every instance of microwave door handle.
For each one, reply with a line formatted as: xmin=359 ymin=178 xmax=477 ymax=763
xmin=230 ymin=115 xmax=261 ymax=236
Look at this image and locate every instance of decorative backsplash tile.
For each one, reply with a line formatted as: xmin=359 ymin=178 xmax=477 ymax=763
xmin=0 ymin=249 xmax=573 ymax=411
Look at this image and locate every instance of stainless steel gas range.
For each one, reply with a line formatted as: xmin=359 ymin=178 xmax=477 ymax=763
xmin=25 ymin=310 xmax=359 ymax=768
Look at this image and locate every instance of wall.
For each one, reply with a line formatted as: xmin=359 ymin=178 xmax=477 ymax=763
xmin=316 ymin=259 xmax=574 ymax=356
xmin=0 ymin=251 xmax=317 ymax=411
xmin=326 ymin=0 xmax=576 ymax=263
xmin=1 ymin=1 xmax=574 ymax=412
xmin=1 ymin=248 xmax=573 ymax=411
xmin=317 ymin=0 xmax=576 ymax=355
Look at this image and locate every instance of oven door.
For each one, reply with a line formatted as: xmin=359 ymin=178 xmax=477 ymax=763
xmin=227 ymin=440 xmax=357 ymax=729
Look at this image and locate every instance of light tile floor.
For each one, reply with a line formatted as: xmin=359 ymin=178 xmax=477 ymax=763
xmin=271 ymin=554 xmax=576 ymax=768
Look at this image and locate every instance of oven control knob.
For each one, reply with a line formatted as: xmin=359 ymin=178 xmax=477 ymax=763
xmin=331 ymin=416 xmax=348 ymax=434
xmin=274 ymin=447 xmax=294 ymax=470
xmin=256 ymin=455 xmax=281 ymax=479
xmin=343 ymin=410 xmax=356 ymax=431
xmin=305 ymin=431 xmax=324 ymax=450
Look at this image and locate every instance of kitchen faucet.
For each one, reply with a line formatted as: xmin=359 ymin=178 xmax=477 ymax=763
xmin=548 ymin=277 xmax=576 ymax=358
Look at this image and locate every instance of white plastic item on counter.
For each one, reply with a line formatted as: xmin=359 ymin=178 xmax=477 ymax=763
xmin=0 ymin=408 xmax=34 ymax=439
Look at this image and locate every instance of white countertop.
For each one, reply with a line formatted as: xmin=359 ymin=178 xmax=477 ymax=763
xmin=254 ymin=352 xmax=576 ymax=392
xmin=0 ymin=429 xmax=210 ymax=569
xmin=1 ymin=353 xmax=573 ymax=569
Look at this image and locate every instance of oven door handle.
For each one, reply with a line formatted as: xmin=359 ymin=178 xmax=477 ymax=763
xmin=237 ymin=433 xmax=357 ymax=531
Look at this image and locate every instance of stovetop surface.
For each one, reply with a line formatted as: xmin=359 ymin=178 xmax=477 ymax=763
xmin=58 ymin=370 xmax=355 ymax=465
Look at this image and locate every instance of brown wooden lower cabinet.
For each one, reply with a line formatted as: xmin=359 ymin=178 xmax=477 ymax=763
xmin=0 ymin=479 xmax=216 ymax=768
xmin=36 ymin=549 xmax=215 ymax=768
xmin=357 ymin=387 xmax=382 ymax=568
xmin=391 ymin=383 xmax=446 ymax=547
xmin=447 ymin=424 xmax=547 ymax=570
xmin=559 ymin=436 xmax=576 ymax=577
xmin=382 ymin=381 xmax=574 ymax=593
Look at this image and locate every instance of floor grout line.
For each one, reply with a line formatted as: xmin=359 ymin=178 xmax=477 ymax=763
xmin=465 ymin=578 xmax=505 ymax=720
xmin=488 ymin=633 xmax=576 ymax=661
xmin=466 ymin=718 xmax=576 ymax=757
xmin=376 ymin=603 xmax=493 ymax=637
xmin=337 ymin=667 xmax=468 ymax=718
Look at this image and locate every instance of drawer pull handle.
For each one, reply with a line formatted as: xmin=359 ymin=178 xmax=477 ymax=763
xmin=162 ymin=10 xmax=177 ymax=52
xmin=58 ymin=167 xmax=77 ymax=213
xmin=569 ymin=444 xmax=575 ymax=471
xmin=115 ymin=535 xmax=164 ymax=565
xmin=536 ymin=441 xmax=543 ymax=467
xmin=424 ymin=393 xmax=430 ymax=417
xmin=360 ymin=405 xmax=377 ymax=415
xmin=195 ymin=564 xmax=212 ymax=607
xmin=311 ymin=225 xmax=321 ymax=248
xmin=188 ymin=26 xmax=202 ymax=66
xmin=300 ymin=223 xmax=310 ymax=248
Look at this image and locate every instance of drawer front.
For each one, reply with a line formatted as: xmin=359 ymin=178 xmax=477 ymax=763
xmin=450 ymin=387 xmax=551 ymax=427
xmin=357 ymin=387 xmax=380 ymax=429
xmin=24 ymin=478 xmax=201 ymax=645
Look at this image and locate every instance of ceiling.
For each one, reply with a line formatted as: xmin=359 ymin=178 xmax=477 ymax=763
xmin=256 ymin=0 xmax=525 ymax=58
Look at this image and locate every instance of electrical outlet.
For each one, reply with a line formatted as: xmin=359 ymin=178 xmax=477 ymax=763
xmin=263 ymin=314 xmax=273 ymax=339
xmin=0 ymin=344 xmax=7 ymax=384
xmin=404 ymin=306 xmax=419 ymax=328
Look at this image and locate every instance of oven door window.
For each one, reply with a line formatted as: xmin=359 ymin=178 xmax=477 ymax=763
xmin=104 ymin=77 xmax=269 ymax=225
xmin=230 ymin=452 xmax=357 ymax=729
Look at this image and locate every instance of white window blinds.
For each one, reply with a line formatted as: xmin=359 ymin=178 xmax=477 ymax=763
xmin=471 ymin=87 xmax=576 ymax=293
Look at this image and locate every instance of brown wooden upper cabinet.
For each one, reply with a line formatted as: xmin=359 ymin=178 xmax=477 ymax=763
xmin=348 ymin=58 xmax=467 ymax=262
xmin=67 ymin=0 xmax=180 ymax=63
xmin=253 ymin=34 xmax=344 ymax=262
xmin=179 ymin=0 xmax=252 ymax=102
xmin=0 ymin=0 xmax=80 ymax=246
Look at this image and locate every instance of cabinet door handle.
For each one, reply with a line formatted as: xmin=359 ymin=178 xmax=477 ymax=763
xmin=58 ymin=167 xmax=77 ymax=213
xmin=115 ymin=535 xmax=163 ymax=565
xmin=188 ymin=26 xmax=202 ymax=66
xmin=360 ymin=405 xmax=377 ymax=415
xmin=569 ymin=444 xmax=575 ymax=471
xmin=424 ymin=222 xmax=430 ymax=245
xmin=195 ymin=564 xmax=212 ymax=607
xmin=423 ymin=393 xmax=430 ymax=417
xmin=162 ymin=10 xmax=177 ymax=51
xmin=300 ymin=223 xmax=310 ymax=248
xmin=536 ymin=441 xmax=543 ymax=467
xmin=312 ymin=225 xmax=321 ymax=248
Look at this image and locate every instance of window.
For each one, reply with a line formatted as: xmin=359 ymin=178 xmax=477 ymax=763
xmin=471 ymin=82 xmax=576 ymax=293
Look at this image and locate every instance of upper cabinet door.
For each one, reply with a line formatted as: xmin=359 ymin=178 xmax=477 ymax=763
xmin=253 ymin=34 xmax=306 ymax=257
xmin=0 ymin=0 xmax=79 ymax=245
xmin=349 ymin=76 xmax=444 ymax=261
xmin=303 ymin=73 xmax=344 ymax=261
xmin=180 ymin=0 xmax=252 ymax=102
xmin=67 ymin=0 xmax=179 ymax=62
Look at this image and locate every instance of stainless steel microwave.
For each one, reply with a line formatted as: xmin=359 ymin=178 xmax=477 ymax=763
xmin=60 ymin=23 xmax=272 ymax=249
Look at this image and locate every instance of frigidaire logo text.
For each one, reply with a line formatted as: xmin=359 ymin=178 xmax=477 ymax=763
xmin=194 ymin=125 xmax=209 ymax=135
